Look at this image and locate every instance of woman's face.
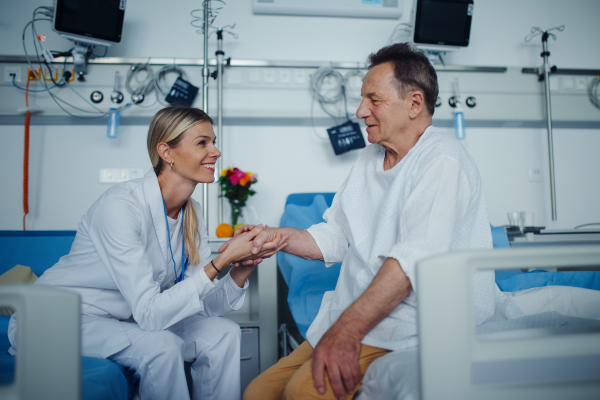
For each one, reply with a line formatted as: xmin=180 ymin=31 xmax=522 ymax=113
xmin=169 ymin=121 xmax=221 ymax=184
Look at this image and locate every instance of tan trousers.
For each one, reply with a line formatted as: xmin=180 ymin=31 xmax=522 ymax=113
xmin=243 ymin=340 xmax=390 ymax=400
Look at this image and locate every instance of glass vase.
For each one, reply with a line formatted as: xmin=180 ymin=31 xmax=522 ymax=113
xmin=229 ymin=199 xmax=244 ymax=227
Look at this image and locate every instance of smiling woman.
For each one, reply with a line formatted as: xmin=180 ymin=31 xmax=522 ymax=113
xmin=8 ymin=106 xmax=289 ymax=400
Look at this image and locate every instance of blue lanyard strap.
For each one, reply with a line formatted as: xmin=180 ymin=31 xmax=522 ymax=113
xmin=162 ymin=199 xmax=188 ymax=283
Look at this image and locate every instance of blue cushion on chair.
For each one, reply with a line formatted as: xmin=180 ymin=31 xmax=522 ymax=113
xmin=278 ymin=195 xmax=330 ymax=286
xmin=278 ymin=193 xmax=341 ymax=338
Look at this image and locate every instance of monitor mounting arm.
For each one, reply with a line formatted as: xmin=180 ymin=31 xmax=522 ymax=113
xmin=71 ymin=41 xmax=93 ymax=81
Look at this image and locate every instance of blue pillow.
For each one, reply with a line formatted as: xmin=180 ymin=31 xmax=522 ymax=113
xmin=279 ymin=195 xmax=329 ymax=231
xmin=497 ymin=270 xmax=600 ymax=292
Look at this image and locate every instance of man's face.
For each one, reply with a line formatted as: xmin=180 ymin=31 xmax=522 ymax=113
xmin=356 ymin=62 xmax=409 ymax=146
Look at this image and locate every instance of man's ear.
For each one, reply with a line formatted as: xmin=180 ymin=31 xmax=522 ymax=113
xmin=157 ymin=142 xmax=172 ymax=165
xmin=407 ymin=91 xmax=426 ymax=118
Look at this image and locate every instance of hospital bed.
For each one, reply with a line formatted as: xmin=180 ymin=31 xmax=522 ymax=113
xmin=277 ymin=193 xmax=600 ymax=399
xmin=356 ymin=246 xmax=600 ymax=399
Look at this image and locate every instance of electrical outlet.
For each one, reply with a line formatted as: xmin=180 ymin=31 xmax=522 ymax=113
xmin=100 ymin=168 xmax=145 ymax=183
xmin=279 ymin=69 xmax=291 ymax=84
xmin=99 ymin=169 xmax=119 ymax=183
xmin=4 ymin=66 xmax=21 ymax=82
xmin=575 ymin=76 xmax=588 ymax=90
xmin=528 ymin=168 xmax=542 ymax=182
xmin=129 ymin=168 xmax=144 ymax=179
xmin=119 ymin=169 xmax=129 ymax=182
xmin=263 ymin=68 xmax=275 ymax=84
xmin=247 ymin=69 xmax=260 ymax=84
xmin=294 ymin=69 xmax=306 ymax=84
xmin=561 ymin=76 xmax=575 ymax=90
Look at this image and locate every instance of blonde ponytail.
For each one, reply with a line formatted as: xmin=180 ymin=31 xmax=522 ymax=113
xmin=147 ymin=106 xmax=215 ymax=265
xmin=184 ymin=199 xmax=200 ymax=265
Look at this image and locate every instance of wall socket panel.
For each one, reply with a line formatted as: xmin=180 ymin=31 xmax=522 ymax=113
xmin=528 ymin=168 xmax=542 ymax=182
xmin=4 ymin=66 xmax=21 ymax=82
xmin=100 ymin=168 xmax=144 ymax=183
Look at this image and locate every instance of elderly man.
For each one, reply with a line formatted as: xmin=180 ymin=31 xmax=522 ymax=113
xmin=241 ymin=43 xmax=495 ymax=400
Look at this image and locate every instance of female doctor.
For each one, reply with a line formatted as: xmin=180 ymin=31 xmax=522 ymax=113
xmin=8 ymin=106 xmax=287 ymax=400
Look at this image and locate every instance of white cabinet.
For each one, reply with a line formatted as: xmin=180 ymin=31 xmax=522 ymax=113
xmin=209 ymin=245 xmax=278 ymax=380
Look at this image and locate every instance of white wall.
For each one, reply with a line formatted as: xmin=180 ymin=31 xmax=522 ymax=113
xmin=1 ymin=0 xmax=599 ymax=234
xmin=2 ymin=0 xmax=600 ymax=68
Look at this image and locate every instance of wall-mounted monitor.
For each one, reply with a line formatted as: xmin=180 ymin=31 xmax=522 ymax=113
xmin=53 ymin=0 xmax=126 ymax=47
xmin=412 ymin=0 xmax=473 ymax=52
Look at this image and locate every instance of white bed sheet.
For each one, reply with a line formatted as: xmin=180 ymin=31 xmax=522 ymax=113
xmin=354 ymin=285 xmax=600 ymax=400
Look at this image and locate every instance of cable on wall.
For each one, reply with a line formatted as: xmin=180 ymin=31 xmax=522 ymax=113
xmin=343 ymin=68 xmax=365 ymax=103
xmin=125 ymin=62 xmax=155 ymax=103
xmin=154 ymin=64 xmax=188 ymax=105
xmin=23 ymin=75 xmax=31 ymax=230
xmin=310 ymin=66 xmax=347 ymax=121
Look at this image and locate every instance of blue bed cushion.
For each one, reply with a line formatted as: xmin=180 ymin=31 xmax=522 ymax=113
xmin=488 ymin=226 xmax=600 ymax=292
xmin=491 ymin=225 xmax=510 ymax=249
xmin=0 ymin=315 xmax=135 ymax=399
xmin=0 ymin=231 xmax=136 ymax=399
xmin=496 ymin=270 xmax=600 ymax=292
xmin=0 ymin=231 xmax=77 ymax=277
xmin=0 ymin=316 xmax=10 ymax=353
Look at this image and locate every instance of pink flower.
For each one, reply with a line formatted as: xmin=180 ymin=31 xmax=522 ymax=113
xmin=229 ymin=168 xmax=246 ymax=185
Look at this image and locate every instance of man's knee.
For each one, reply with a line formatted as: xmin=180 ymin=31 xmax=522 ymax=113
xmin=242 ymin=373 xmax=266 ymax=400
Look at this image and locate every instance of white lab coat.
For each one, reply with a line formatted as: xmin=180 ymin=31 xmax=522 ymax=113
xmin=9 ymin=170 xmax=246 ymax=360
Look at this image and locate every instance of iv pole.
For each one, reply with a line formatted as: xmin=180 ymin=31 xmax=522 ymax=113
xmin=216 ymin=29 xmax=224 ymax=226
xmin=525 ymin=25 xmax=564 ymax=222
xmin=215 ymin=25 xmax=236 ymax=226
xmin=199 ymin=1 xmax=236 ymax=232
xmin=201 ymin=0 xmax=210 ymax=230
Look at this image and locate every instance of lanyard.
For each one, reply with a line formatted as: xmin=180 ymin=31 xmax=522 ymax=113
xmin=163 ymin=199 xmax=188 ymax=283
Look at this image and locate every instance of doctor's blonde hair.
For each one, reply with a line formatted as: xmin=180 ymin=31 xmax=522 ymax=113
xmin=147 ymin=106 xmax=215 ymax=266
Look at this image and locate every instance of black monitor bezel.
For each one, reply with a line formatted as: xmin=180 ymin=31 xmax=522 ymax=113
xmin=53 ymin=0 xmax=125 ymax=44
xmin=413 ymin=0 xmax=474 ymax=48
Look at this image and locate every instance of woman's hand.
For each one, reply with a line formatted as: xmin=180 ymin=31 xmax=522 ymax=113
xmin=219 ymin=225 xmax=288 ymax=267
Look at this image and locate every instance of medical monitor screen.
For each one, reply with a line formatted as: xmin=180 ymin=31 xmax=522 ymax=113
xmin=413 ymin=0 xmax=473 ymax=47
xmin=54 ymin=0 xmax=125 ymax=44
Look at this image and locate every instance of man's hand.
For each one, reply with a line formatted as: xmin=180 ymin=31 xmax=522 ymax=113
xmin=310 ymin=258 xmax=412 ymax=399
xmin=218 ymin=225 xmax=287 ymax=266
xmin=311 ymin=319 xmax=362 ymax=399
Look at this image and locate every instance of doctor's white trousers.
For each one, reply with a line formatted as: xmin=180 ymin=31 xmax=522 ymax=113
xmin=109 ymin=315 xmax=242 ymax=400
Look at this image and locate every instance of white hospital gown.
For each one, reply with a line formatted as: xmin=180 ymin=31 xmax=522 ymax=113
xmin=306 ymin=126 xmax=496 ymax=351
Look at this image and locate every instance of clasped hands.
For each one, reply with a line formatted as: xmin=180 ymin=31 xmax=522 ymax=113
xmin=218 ymin=225 xmax=287 ymax=267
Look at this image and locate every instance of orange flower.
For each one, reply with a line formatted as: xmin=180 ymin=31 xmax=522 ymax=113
xmin=239 ymin=172 xmax=252 ymax=186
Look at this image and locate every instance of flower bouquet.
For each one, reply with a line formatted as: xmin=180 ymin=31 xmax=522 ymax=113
xmin=218 ymin=167 xmax=258 ymax=227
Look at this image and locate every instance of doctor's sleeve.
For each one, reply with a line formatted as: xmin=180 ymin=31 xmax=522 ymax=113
xmin=306 ymin=193 xmax=350 ymax=267
xmin=187 ymin=203 xmax=247 ymax=316
xmin=379 ymin=156 xmax=471 ymax=291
